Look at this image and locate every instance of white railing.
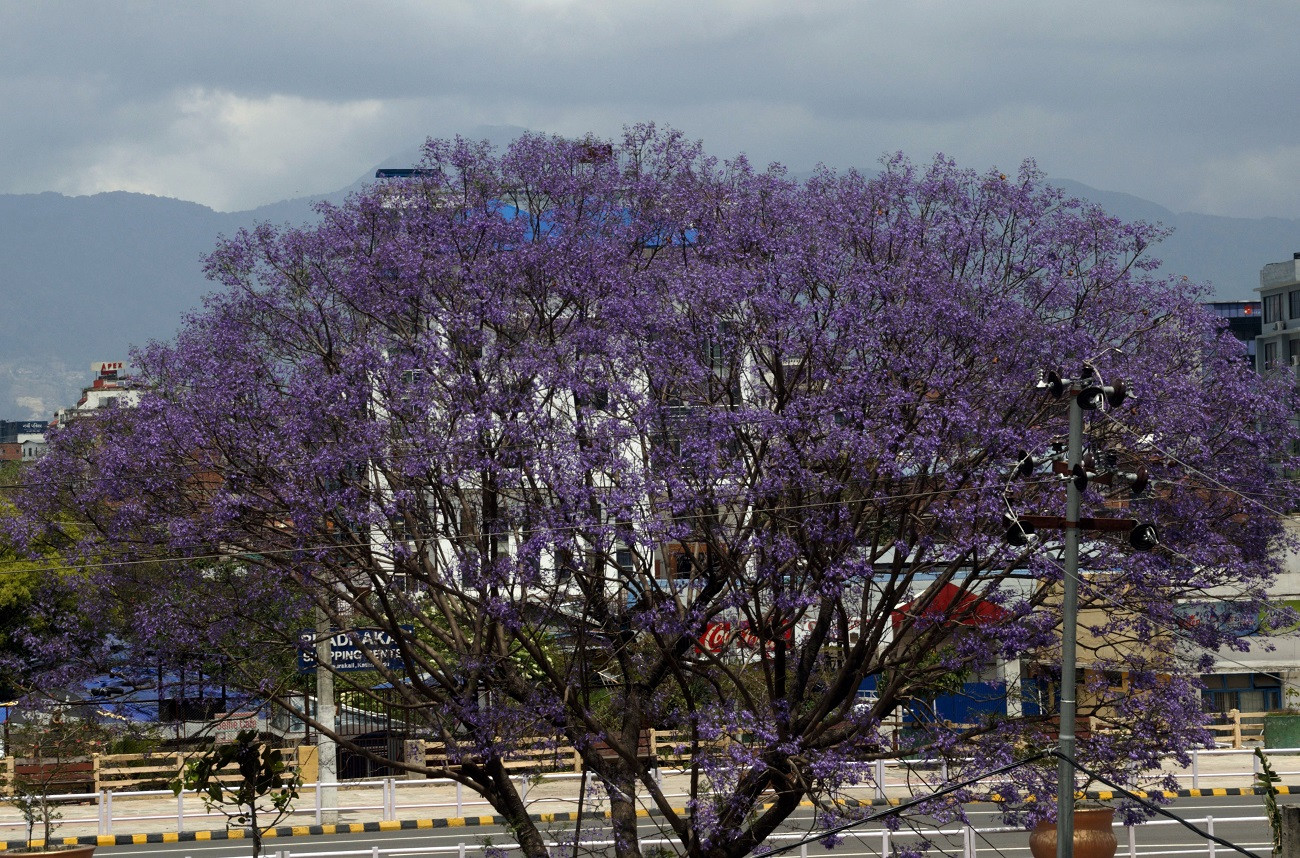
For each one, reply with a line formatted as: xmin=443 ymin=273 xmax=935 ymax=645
xmin=192 ymin=814 xmax=1276 ymax=858
xmin=1 ymin=749 xmax=1293 ymax=841
xmin=1183 ymin=746 xmax=1300 ymax=790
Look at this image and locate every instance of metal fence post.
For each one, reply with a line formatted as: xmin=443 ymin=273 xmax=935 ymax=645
xmin=1192 ymin=748 xmax=1199 ymax=790
xmin=1207 ymin=815 xmax=1215 ymax=858
xmin=1281 ymin=805 xmax=1300 ymax=857
xmin=456 ymin=780 xmax=463 ymax=817
xmin=177 ymin=789 xmax=185 ymax=832
xmin=874 ymin=759 xmax=886 ymax=801
xmin=1127 ymin=823 xmax=1137 ymax=858
xmin=315 ymin=778 xmax=323 ymax=825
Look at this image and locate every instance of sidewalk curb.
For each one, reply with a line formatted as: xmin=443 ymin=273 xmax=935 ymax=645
xmin=4 ymin=785 xmax=1289 ymax=850
xmin=0 ymin=806 xmax=686 ymax=850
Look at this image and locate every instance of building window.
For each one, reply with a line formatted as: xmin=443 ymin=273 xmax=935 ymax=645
xmin=1202 ymin=673 xmax=1281 ymax=713
xmin=1206 ymin=302 xmax=1261 ymax=319
xmin=1264 ymin=341 xmax=1279 ymax=369
xmin=1265 ymin=293 xmax=1283 ymax=323
xmin=1290 ymin=291 xmax=1300 ymax=320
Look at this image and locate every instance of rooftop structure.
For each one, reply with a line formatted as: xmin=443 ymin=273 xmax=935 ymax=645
xmin=54 ymin=361 xmax=140 ymax=427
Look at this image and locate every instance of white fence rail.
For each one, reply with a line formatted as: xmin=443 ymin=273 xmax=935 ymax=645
xmin=1 ymin=749 xmax=1292 ymax=843
xmin=191 ymin=814 xmax=1276 ymax=858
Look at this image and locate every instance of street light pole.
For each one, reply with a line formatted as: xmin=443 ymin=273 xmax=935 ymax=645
xmin=315 ymin=605 xmax=338 ymax=824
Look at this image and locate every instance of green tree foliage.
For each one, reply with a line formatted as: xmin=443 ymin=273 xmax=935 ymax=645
xmin=0 ymin=461 xmax=58 ymax=700
xmin=172 ymin=729 xmax=300 ymax=858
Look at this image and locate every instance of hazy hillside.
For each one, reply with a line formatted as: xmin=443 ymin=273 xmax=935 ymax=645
xmin=0 ymin=152 xmax=1295 ymax=419
xmin=1052 ymin=180 xmax=1300 ymax=298
xmin=0 ymin=191 xmax=236 ymax=418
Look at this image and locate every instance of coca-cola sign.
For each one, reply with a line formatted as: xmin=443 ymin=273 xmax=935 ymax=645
xmin=698 ymin=620 xmax=795 ymax=653
xmin=698 ymin=622 xmax=733 ymax=653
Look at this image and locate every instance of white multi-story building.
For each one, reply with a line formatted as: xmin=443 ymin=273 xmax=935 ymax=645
xmin=1255 ymin=253 xmax=1300 ymax=374
xmin=1189 ymin=255 xmax=1300 ymax=713
xmin=53 ymin=361 xmax=141 ymax=426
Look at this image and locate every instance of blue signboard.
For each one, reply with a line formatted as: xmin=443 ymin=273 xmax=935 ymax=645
xmin=297 ymin=626 xmax=413 ymax=673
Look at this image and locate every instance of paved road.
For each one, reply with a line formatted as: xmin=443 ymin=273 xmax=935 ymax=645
xmin=91 ymin=794 xmax=1283 ymax=858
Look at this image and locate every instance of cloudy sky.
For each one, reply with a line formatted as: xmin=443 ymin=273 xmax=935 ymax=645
xmin=4 ymin=0 xmax=1299 ymax=218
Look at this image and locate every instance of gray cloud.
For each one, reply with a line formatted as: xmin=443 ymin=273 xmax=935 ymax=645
xmin=3 ymin=0 xmax=1299 ymax=216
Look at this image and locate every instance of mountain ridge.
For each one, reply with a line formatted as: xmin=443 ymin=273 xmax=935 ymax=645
xmin=1 ymin=159 xmax=1295 ymax=419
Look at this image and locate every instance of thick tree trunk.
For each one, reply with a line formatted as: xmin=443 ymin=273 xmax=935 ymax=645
xmin=607 ymin=772 xmax=643 ymax=858
xmin=474 ymin=759 xmax=550 ymax=858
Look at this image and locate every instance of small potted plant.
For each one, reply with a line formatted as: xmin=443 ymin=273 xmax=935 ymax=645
xmin=1000 ymin=739 xmax=1120 ymax=858
xmin=2 ymin=710 xmax=99 ymax=857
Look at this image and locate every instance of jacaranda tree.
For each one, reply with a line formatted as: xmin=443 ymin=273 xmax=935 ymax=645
xmin=11 ymin=126 xmax=1298 ymax=858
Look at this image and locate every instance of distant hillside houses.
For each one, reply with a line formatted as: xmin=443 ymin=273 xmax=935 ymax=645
xmin=2 ymin=362 xmax=141 ymax=462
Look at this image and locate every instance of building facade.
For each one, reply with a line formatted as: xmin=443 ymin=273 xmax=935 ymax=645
xmin=1254 ymin=253 xmax=1300 ymax=373
xmin=1191 ymin=254 xmax=1300 ymax=716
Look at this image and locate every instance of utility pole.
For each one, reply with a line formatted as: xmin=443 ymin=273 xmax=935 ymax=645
xmin=1056 ymin=382 xmax=1084 ymax=858
xmin=1006 ymin=368 xmax=1157 ymax=858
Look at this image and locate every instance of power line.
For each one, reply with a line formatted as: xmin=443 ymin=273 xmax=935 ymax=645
xmin=0 ymin=388 xmax=1070 ymax=493
xmin=1058 ymin=750 xmax=1264 ymax=858
xmin=0 ymin=478 xmax=1062 ymax=578
xmin=1101 ymin=411 xmax=1295 ymax=519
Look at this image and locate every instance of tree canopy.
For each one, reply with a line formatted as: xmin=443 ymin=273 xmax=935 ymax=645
xmin=10 ymin=127 xmax=1298 ymax=858
xmin=0 ymin=459 xmax=86 ymax=701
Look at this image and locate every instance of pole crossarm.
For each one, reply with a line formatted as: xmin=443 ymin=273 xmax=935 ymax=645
xmin=1019 ymin=514 xmax=1137 ymax=533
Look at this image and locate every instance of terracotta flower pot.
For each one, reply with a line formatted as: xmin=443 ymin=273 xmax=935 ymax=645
xmin=1029 ymin=806 xmax=1117 ymax=858
xmin=5 ymin=846 xmax=95 ymax=858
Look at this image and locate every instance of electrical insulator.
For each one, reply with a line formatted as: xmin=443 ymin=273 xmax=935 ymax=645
xmin=1128 ymin=522 xmax=1160 ymax=551
xmin=1003 ymin=512 xmax=1035 ymax=546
